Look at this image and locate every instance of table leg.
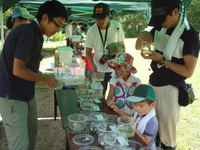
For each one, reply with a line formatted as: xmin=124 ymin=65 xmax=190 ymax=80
xmin=54 ymin=90 xmax=57 ymax=120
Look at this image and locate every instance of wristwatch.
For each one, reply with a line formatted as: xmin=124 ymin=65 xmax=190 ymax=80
xmin=158 ymin=56 xmax=166 ymax=65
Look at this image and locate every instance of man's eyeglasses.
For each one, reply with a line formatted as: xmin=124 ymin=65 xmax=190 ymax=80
xmin=52 ymin=19 xmax=62 ymax=30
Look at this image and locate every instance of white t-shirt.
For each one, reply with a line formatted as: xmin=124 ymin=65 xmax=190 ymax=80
xmin=85 ymin=20 xmax=125 ymax=72
xmin=65 ymin=24 xmax=73 ymax=38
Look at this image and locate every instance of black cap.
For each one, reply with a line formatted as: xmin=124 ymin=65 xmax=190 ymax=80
xmin=92 ymin=3 xmax=110 ymax=19
xmin=148 ymin=0 xmax=180 ymax=28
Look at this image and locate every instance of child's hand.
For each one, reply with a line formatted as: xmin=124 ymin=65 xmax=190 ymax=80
xmin=107 ymin=100 xmax=118 ymax=107
xmin=111 ymin=105 xmax=119 ymax=112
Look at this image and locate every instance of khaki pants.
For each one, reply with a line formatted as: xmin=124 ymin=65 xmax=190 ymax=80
xmin=153 ymin=85 xmax=180 ymax=147
xmin=0 ymin=97 xmax=38 ymax=150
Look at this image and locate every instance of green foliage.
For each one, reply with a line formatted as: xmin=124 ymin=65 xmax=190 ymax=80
xmin=48 ymin=33 xmax=65 ymax=42
xmin=187 ymin=0 xmax=200 ymax=32
xmin=112 ymin=10 xmax=148 ymax=38
xmin=3 ymin=9 xmax=13 ymax=26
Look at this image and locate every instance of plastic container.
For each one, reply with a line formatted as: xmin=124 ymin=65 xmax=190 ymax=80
xmin=64 ymin=75 xmax=85 ymax=85
xmin=90 ymin=82 xmax=104 ymax=99
xmin=80 ymin=101 xmax=94 ymax=112
xmin=117 ymin=116 xmax=136 ymax=138
xmin=98 ymin=131 xmax=114 ymax=145
xmin=72 ymin=35 xmax=81 ymax=42
xmin=104 ymin=121 xmax=118 ymax=132
xmin=93 ymin=72 xmax=105 ymax=82
xmin=50 ymin=62 xmax=54 ymax=71
xmin=64 ymin=63 xmax=85 ymax=85
xmin=89 ymin=112 xmax=108 ymax=123
xmin=80 ymin=101 xmax=99 ymax=115
xmin=79 ymin=146 xmax=102 ymax=150
xmin=55 ymin=75 xmax=65 ymax=90
xmin=58 ymin=46 xmax=73 ymax=67
xmin=77 ymin=89 xmax=94 ymax=95
xmin=128 ymin=140 xmax=142 ymax=150
xmin=104 ymin=145 xmax=134 ymax=150
xmin=68 ymin=113 xmax=88 ymax=131
xmin=72 ymin=134 xmax=94 ymax=146
xmin=90 ymin=121 xmax=107 ymax=134
xmin=140 ymin=146 xmax=164 ymax=150
xmin=103 ymin=132 xmax=117 ymax=146
xmin=103 ymin=132 xmax=128 ymax=146
xmin=79 ymin=95 xmax=94 ymax=101
xmin=108 ymin=114 xmax=119 ymax=123
xmin=80 ymin=99 xmax=94 ymax=104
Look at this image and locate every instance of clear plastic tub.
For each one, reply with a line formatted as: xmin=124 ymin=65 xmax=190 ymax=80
xmin=79 ymin=95 xmax=94 ymax=100
xmin=103 ymin=133 xmax=128 ymax=146
xmin=77 ymin=89 xmax=94 ymax=95
xmin=90 ymin=121 xmax=107 ymax=134
xmin=72 ymin=134 xmax=94 ymax=146
xmin=128 ymin=140 xmax=142 ymax=150
xmin=89 ymin=112 xmax=108 ymax=123
xmin=68 ymin=113 xmax=88 ymax=131
xmin=93 ymin=72 xmax=105 ymax=82
xmin=108 ymin=114 xmax=119 ymax=123
xmin=117 ymin=116 xmax=136 ymax=138
xmin=90 ymin=82 xmax=104 ymax=99
xmin=80 ymin=102 xmax=100 ymax=115
xmin=98 ymin=131 xmax=114 ymax=145
xmin=104 ymin=145 xmax=134 ymax=150
xmin=103 ymin=132 xmax=117 ymax=146
xmin=79 ymin=146 xmax=102 ymax=150
xmin=140 ymin=146 xmax=164 ymax=150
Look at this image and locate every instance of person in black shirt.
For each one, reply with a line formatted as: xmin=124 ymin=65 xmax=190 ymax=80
xmin=0 ymin=1 xmax=68 ymax=150
xmin=135 ymin=0 xmax=199 ymax=149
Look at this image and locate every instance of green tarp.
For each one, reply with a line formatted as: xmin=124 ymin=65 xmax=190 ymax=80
xmin=0 ymin=0 xmax=151 ymax=19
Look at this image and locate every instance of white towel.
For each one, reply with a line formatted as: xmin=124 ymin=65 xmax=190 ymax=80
xmin=163 ymin=14 xmax=185 ymax=60
xmin=133 ymin=108 xmax=156 ymax=134
xmin=155 ymin=0 xmax=191 ymax=61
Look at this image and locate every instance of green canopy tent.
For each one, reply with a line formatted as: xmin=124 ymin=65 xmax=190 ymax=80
xmin=0 ymin=0 xmax=152 ymax=47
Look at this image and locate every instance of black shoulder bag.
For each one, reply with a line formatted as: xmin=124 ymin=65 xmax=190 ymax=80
xmin=178 ymin=83 xmax=196 ymax=107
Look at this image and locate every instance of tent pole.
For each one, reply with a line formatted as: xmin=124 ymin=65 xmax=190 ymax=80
xmin=0 ymin=6 xmax=4 ymax=50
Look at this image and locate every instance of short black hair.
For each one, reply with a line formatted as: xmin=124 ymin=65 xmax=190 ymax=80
xmin=36 ymin=0 xmax=68 ymax=22
xmin=6 ymin=16 xmax=13 ymax=29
